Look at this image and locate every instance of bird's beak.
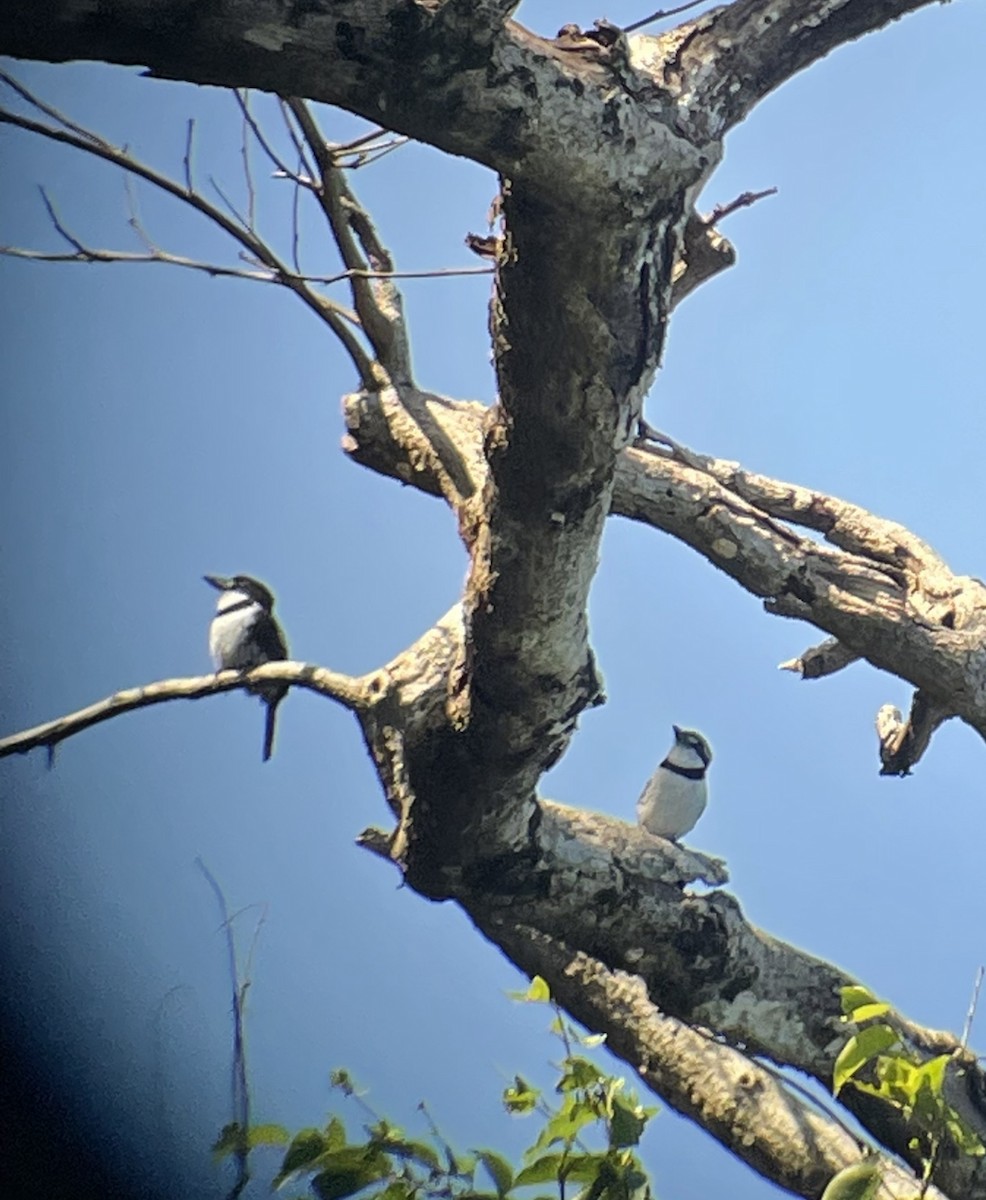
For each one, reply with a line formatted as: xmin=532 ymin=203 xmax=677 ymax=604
xmin=203 ymin=574 xmax=230 ymax=591
xmin=672 ymin=724 xmax=683 ymax=740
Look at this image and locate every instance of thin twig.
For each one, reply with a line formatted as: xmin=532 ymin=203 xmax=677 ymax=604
xmin=0 ymin=68 xmax=105 ymax=146
xmin=0 ymin=104 xmax=377 ymax=384
xmin=239 ymin=92 xmax=257 ymax=231
xmin=961 ymin=965 xmax=985 ymax=1049
xmin=209 ymin=173 xmax=252 ymax=234
xmin=123 ymin=173 xmax=156 ymax=254
xmin=705 ymin=187 xmax=778 ymax=226
xmin=233 ymin=88 xmax=313 ymax=188
xmin=291 ymin=156 xmax=303 ymax=276
xmin=341 ymin=136 xmax=410 ymax=170
xmin=196 ymin=859 xmax=255 ymax=1200
xmin=623 ymin=0 xmax=705 ymax=34
xmin=38 ymin=186 xmax=86 ymax=253
xmin=276 ymin=97 xmax=317 ymax=181
xmin=183 ymin=117 xmax=195 ymax=194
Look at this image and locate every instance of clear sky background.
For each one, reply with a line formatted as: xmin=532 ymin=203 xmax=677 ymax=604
xmin=1 ymin=3 xmax=984 ymax=1198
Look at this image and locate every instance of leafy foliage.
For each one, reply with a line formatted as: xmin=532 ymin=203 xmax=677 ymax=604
xmin=835 ymin=986 xmax=984 ymax=1184
xmin=215 ymin=975 xmax=658 ymax=1199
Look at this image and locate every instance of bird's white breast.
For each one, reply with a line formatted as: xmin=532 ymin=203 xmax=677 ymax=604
xmin=637 ymin=768 xmax=708 ymax=840
xmin=209 ymin=599 xmax=263 ymax=670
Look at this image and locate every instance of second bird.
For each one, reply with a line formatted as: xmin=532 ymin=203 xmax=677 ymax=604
xmin=204 ymin=573 xmax=289 ymax=761
xmin=636 ymin=725 xmax=713 ymax=841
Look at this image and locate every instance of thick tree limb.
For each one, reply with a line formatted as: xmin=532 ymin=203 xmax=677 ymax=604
xmin=352 ymin=598 xmax=985 ymax=1195
xmin=0 ymin=664 xmax=369 ymax=760
xmin=633 ymin=0 xmax=940 ymax=138
xmin=0 ymin=0 xmax=939 ymax=198
xmin=342 ymin=390 xmax=986 ymax=764
xmin=484 ymin=923 xmax=943 ymax=1200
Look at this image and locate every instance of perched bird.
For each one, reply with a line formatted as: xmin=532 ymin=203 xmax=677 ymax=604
xmin=636 ymin=725 xmax=713 ymax=841
xmin=204 ymin=574 xmax=288 ymax=761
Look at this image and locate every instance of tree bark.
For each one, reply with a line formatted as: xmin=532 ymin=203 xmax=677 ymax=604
xmin=2 ymin=1 xmax=980 ymax=1198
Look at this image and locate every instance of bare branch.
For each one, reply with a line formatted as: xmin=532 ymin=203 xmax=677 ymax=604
xmin=670 ymin=0 xmax=940 ymax=137
xmin=778 ymin=637 xmax=861 ymax=680
xmin=238 ymin=89 xmax=257 ymax=232
xmin=875 ymin=692 xmax=953 ymax=777
xmin=0 ymin=100 xmax=380 ymax=386
xmin=286 ymin=97 xmax=415 ymax=388
xmin=183 ymin=117 xmax=195 ymax=193
xmin=233 ymin=89 xmax=310 ymax=191
xmin=0 ymin=663 xmax=369 ymax=761
xmin=623 ymin=1 xmax=705 ymax=35
xmin=705 ymin=186 xmax=778 ymax=226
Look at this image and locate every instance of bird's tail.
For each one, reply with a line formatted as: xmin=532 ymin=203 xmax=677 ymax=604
xmin=263 ymin=697 xmax=280 ymax=762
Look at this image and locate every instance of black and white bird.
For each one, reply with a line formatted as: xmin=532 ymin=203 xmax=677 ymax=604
xmin=204 ymin=574 xmax=288 ymax=761
xmin=636 ymin=725 xmax=713 ymax=841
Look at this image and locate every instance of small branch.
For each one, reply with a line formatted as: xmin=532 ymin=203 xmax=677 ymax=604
xmin=0 ymin=98 xmax=378 ymax=386
xmin=704 ymin=186 xmax=777 ymax=226
xmin=183 ymin=117 xmax=195 ymax=194
xmin=778 ymin=637 xmax=860 ymax=680
xmin=875 ymin=692 xmax=952 ymax=777
xmin=623 ymin=1 xmax=705 ymax=35
xmin=238 ymin=90 xmax=257 ymax=232
xmin=233 ymin=89 xmax=311 ymax=191
xmin=0 ymin=663 xmax=370 ymax=761
xmin=285 ymin=97 xmax=415 ymax=388
xmin=196 ymin=859 xmax=259 ymax=1200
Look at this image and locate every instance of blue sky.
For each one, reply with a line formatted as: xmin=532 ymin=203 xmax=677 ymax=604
xmin=1 ymin=2 xmax=984 ymax=1197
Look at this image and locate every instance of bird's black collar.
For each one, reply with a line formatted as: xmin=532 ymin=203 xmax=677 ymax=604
xmin=217 ymin=597 xmax=257 ymax=616
xmin=660 ymin=759 xmax=706 ymax=781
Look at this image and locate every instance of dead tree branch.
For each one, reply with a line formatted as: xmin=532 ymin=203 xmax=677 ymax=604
xmin=0 ymin=663 xmax=369 ymax=761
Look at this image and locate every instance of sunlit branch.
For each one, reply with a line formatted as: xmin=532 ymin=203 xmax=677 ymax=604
xmin=0 ymin=663 xmax=370 ymax=762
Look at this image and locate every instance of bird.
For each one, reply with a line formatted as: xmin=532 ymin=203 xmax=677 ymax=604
xmin=204 ymin=573 xmax=288 ymax=761
xmin=636 ymin=725 xmax=713 ymax=841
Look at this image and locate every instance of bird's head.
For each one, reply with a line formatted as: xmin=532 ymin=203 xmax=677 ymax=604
xmin=204 ymin=573 xmax=277 ymax=612
xmin=672 ymin=725 xmax=713 ymax=767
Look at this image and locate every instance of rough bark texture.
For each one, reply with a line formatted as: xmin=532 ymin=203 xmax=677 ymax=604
xmin=4 ymin=1 xmax=981 ymax=1198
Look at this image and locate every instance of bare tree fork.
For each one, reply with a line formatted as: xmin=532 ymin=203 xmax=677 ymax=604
xmin=2 ymin=2 xmax=977 ymax=1197
xmin=284 ymin=98 xmax=414 ymax=390
xmin=0 ymin=1 xmax=940 ymax=182
xmin=342 ymin=388 xmax=986 ymax=770
xmin=875 ymin=692 xmax=954 ymax=777
xmin=0 ymin=663 xmax=369 ymax=761
xmin=480 ymin=922 xmax=945 ymax=1200
xmin=779 ymin=637 xmax=861 ymax=680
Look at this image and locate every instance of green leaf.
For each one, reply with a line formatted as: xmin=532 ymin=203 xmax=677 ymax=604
xmin=532 ymin=1098 xmax=598 ymax=1151
xmin=247 ymin=1123 xmax=290 ymax=1148
xmin=307 ymin=1147 xmax=392 ymax=1200
xmin=839 ymin=986 xmax=879 ymax=1018
xmin=848 ymin=1002 xmax=891 ymax=1023
xmin=581 ymin=1034 xmax=607 ymax=1048
xmin=558 ymin=1057 xmax=605 ymax=1093
xmin=609 ymin=1098 xmax=649 ymax=1149
xmin=504 ymin=1076 xmax=540 ymax=1114
xmin=211 ymin=1122 xmax=247 ymax=1162
xmin=820 ymin=1160 xmax=882 ymax=1200
xmin=515 ymin=1153 xmax=604 ymax=1187
xmin=325 ymin=1116 xmax=348 ymax=1152
xmin=274 ymin=1128 xmax=329 ymax=1185
xmin=526 ymin=977 xmax=551 ymax=1003
xmin=476 ymin=1150 xmax=515 ymax=1196
xmin=833 ymin=1025 xmax=898 ymax=1095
